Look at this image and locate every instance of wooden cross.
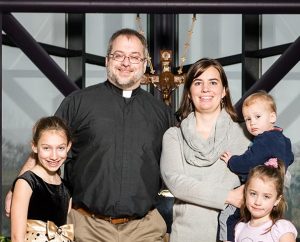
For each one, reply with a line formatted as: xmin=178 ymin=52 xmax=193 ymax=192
xmin=141 ymin=50 xmax=185 ymax=106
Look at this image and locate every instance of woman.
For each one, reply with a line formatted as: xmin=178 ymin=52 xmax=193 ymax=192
xmin=160 ymin=58 xmax=250 ymax=242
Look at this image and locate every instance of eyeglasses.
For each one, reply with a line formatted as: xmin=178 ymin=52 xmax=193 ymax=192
xmin=109 ymin=52 xmax=145 ymax=64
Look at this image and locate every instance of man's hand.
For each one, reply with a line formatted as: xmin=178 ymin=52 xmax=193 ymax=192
xmin=5 ymin=190 xmax=13 ymax=218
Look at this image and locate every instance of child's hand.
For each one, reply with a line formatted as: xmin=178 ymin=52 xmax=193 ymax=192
xmin=220 ymin=151 xmax=232 ymax=164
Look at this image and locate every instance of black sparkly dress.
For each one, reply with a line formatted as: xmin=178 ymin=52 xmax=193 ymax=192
xmin=13 ymin=170 xmax=73 ymax=241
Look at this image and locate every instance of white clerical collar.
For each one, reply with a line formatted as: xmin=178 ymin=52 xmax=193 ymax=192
xmin=122 ymin=90 xmax=132 ymax=98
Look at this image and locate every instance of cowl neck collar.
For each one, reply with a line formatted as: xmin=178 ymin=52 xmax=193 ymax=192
xmin=180 ymin=109 xmax=233 ymax=167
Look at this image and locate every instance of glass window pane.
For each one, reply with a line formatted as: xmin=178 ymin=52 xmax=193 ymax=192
xmin=2 ymin=13 xmax=66 ymax=236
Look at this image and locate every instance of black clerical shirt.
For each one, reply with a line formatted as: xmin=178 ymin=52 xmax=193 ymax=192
xmin=55 ymin=81 xmax=173 ymax=218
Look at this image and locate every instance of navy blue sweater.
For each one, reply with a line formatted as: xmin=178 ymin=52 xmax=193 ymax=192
xmin=228 ymin=128 xmax=294 ymax=182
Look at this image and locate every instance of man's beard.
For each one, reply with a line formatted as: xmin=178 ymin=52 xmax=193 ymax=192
xmin=107 ymin=67 xmax=143 ymax=90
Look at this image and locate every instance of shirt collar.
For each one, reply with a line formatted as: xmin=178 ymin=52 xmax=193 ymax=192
xmin=105 ymin=80 xmax=141 ymax=97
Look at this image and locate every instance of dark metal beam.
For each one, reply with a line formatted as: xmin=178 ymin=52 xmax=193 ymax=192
xmin=235 ymin=35 xmax=300 ymax=119
xmin=149 ymin=14 xmax=178 ymax=71
xmin=86 ymin=53 xmax=106 ymax=66
xmin=180 ymin=43 xmax=291 ymax=74
xmin=2 ymin=13 xmax=79 ymax=97
xmin=0 ymin=12 xmax=2 ymax=233
xmin=3 ymin=33 xmax=80 ymax=57
xmin=3 ymin=31 xmax=291 ymax=72
xmin=1 ymin=1 xmax=300 ymax=13
xmin=242 ymin=14 xmax=261 ymax=93
xmin=246 ymin=43 xmax=291 ymax=58
xmin=148 ymin=14 xmax=178 ymax=106
xmin=180 ymin=54 xmax=243 ymax=74
xmin=3 ymin=33 xmax=106 ymax=65
xmin=66 ymin=13 xmax=86 ymax=88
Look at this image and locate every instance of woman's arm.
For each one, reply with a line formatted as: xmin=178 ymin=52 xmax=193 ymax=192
xmin=11 ymin=179 xmax=32 ymax=242
xmin=160 ymin=128 xmax=239 ymax=210
xmin=225 ymin=184 xmax=244 ymax=208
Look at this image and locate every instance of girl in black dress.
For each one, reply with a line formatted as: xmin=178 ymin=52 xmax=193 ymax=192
xmin=11 ymin=116 xmax=74 ymax=242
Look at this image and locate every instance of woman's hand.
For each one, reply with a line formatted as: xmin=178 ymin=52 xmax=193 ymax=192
xmin=225 ymin=185 xmax=244 ymax=208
